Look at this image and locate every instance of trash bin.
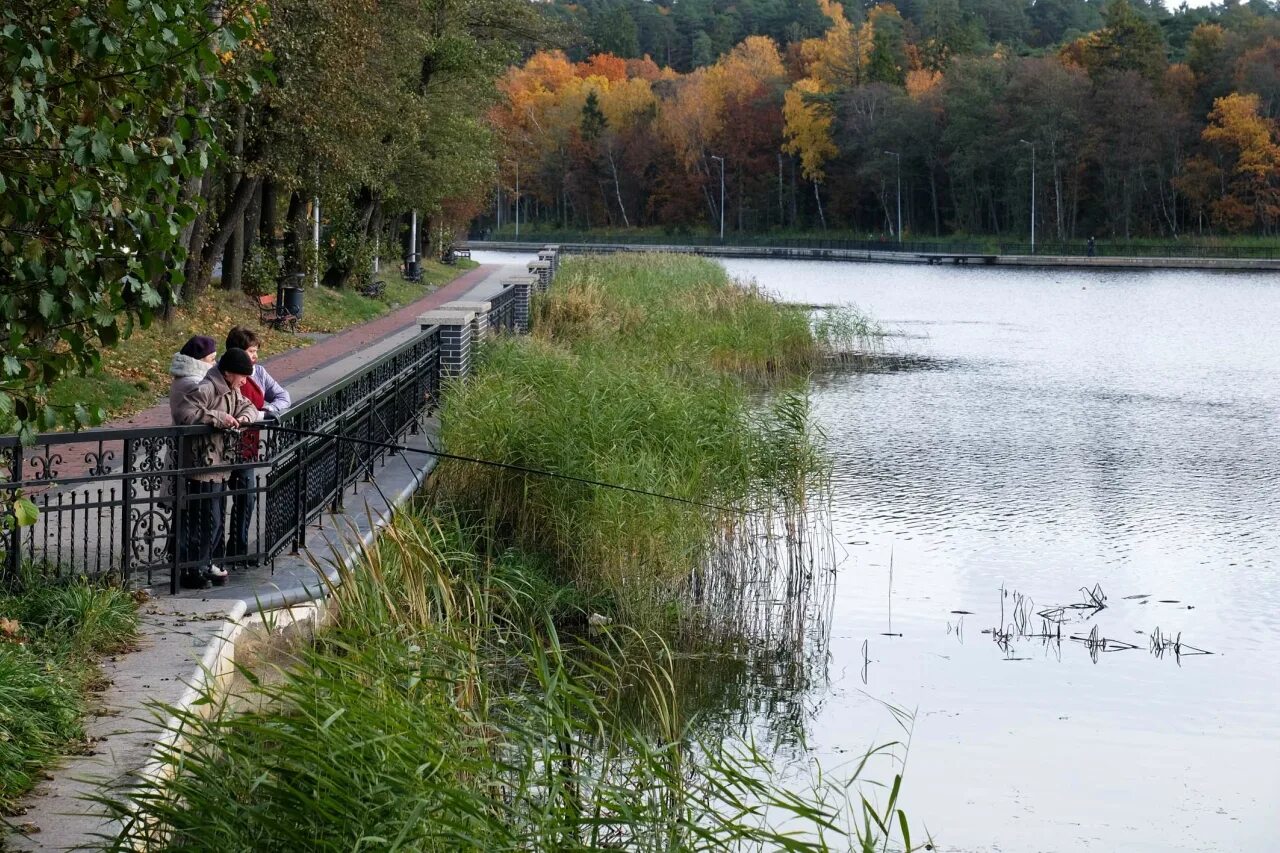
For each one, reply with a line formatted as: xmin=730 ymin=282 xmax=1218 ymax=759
xmin=281 ymin=284 xmax=304 ymax=320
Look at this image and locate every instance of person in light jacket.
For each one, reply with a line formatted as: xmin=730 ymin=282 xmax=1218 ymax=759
xmin=168 ymin=335 xmax=217 ymax=420
xmin=216 ymin=327 xmax=291 ymax=567
xmin=172 ymin=348 xmax=261 ymax=589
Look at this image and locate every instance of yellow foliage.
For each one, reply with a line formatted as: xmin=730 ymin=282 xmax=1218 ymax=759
xmin=905 ymin=67 xmax=942 ymax=98
xmin=782 ymin=78 xmax=837 ymax=182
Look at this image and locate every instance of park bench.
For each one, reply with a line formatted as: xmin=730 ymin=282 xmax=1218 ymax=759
xmin=441 ymin=245 xmax=471 ymax=265
xmin=358 ymin=278 xmax=386 ymax=299
xmin=258 ymin=293 xmax=299 ymax=333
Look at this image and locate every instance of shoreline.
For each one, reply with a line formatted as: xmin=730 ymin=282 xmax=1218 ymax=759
xmin=463 ymin=240 xmax=1280 ymax=273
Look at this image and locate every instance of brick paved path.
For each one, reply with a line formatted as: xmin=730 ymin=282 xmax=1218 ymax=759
xmin=110 ymin=264 xmax=497 ymax=430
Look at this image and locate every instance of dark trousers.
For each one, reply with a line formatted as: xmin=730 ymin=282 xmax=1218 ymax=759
xmin=218 ymin=469 xmax=256 ymax=566
xmin=180 ymin=479 xmax=225 ymax=577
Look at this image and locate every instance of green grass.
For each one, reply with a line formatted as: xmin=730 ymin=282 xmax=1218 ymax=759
xmin=0 ymin=573 xmax=138 ymax=810
xmin=105 ymin=512 xmax=919 ymax=852
xmin=436 ymin=254 xmax=870 ymax=622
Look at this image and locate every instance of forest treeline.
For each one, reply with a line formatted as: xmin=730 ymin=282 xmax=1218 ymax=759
xmin=1 ymin=0 xmax=545 ymax=433
xmin=491 ymin=0 xmax=1280 ymax=239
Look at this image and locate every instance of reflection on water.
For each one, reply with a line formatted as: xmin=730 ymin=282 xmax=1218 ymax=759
xmin=721 ymin=257 xmax=1280 ymax=853
xmin=475 ymin=251 xmax=1280 ymax=852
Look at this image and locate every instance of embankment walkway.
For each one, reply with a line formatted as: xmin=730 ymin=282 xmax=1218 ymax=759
xmin=465 ymin=240 xmax=1280 ymax=273
xmin=7 ymin=261 xmax=527 ymax=851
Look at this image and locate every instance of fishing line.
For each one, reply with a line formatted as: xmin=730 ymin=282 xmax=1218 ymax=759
xmin=254 ymin=422 xmax=762 ymax=516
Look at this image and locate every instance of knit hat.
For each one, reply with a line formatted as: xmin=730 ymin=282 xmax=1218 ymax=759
xmin=179 ymin=335 xmax=217 ymax=360
xmin=218 ymin=347 xmax=254 ymax=377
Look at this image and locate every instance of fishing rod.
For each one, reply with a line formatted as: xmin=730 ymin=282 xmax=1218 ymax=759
xmin=254 ymin=421 xmax=760 ymax=517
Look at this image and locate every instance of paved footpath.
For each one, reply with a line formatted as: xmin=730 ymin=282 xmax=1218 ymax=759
xmin=6 ymin=262 xmax=532 ymax=851
xmin=110 ymin=263 xmax=499 ymax=430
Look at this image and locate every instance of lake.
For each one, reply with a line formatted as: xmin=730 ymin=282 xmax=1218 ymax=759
xmin=475 ymin=250 xmax=1280 ymax=852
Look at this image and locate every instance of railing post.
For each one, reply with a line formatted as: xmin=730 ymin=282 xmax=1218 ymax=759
xmin=528 ymin=259 xmax=551 ymax=292
xmin=294 ymin=437 xmax=308 ymax=553
xmin=120 ymin=439 xmax=134 ymax=587
xmin=438 ymin=299 xmax=492 ymax=343
xmin=171 ymin=436 xmax=185 ymax=595
xmin=505 ymin=275 xmax=537 ymax=334
xmin=4 ymin=446 xmax=20 ymax=584
xmin=418 ymin=309 xmax=476 ymax=378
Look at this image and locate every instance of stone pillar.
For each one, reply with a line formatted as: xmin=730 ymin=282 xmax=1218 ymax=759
xmin=539 ymin=249 xmax=558 ymax=279
xmin=418 ymin=308 xmax=476 ymax=377
xmin=505 ymin=275 xmax=537 ymax=333
xmin=528 ymin=259 xmax=551 ymax=293
xmin=439 ymin=300 xmax=492 ymax=342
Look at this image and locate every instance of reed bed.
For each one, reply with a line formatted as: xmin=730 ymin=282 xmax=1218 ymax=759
xmin=107 ymin=513 xmax=915 ymax=852
xmin=437 ymin=253 xmax=861 ymax=623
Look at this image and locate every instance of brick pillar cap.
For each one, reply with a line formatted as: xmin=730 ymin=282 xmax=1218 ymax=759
xmin=418 ymin=308 xmax=476 ymax=326
xmin=440 ymin=300 xmax=492 ymax=312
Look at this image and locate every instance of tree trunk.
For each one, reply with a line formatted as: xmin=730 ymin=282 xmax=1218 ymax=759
xmin=813 ymin=180 xmax=827 ymax=231
xmin=930 ymin=167 xmax=940 ymax=236
xmin=260 ymin=178 xmax=278 ymax=251
xmin=181 ymin=171 xmax=216 ymax=304
xmin=606 ymin=148 xmax=630 ymax=228
xmin=284 ymin=191 xmax=307 ymax=277
xmin=195 ymin=174 xmax=262 ymax=294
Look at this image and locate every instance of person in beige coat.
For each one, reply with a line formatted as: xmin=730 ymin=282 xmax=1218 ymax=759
xmin=172 ymin=348 xmax=261 ymax=589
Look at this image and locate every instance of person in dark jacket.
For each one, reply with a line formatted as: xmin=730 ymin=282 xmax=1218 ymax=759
xmin=172 ymin=348 xmax=261 ymax=589
xmin=216 ymin=327 xmax=291 ymax=567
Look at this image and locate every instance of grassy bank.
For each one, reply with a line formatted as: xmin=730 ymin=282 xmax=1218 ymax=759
xmin=0 ymin=575 xmax=138 ymax=811
xmin=28 ymin=259 xmax=475 ymax=430
xmin=436 ymin=253 xmax=872 ymax=622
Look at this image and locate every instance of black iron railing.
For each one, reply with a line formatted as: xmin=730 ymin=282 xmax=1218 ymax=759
xmin=488 ymin=284 xmax=519 ymax=334
xmin=1 ymin=327 xmax=442 ymax=592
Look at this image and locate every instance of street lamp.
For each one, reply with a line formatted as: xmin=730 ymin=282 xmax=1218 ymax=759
xmin=883 ymin=150 xmax=902 ymax=243
xmin=710 ymin=154 xmax=725 ymax=241
xmin=1019 ymin=139 xmax=1036 ymax=254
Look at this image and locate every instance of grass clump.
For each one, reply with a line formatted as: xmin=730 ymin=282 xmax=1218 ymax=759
xmin=0 ymin=574 xmax=138 ymax=810
xmin=437 ymin=253 xmax=859 ymax=622
xmin=108 ymin=513 xmax=916 ymax=852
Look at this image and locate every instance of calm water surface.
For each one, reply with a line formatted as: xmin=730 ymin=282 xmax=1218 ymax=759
xmin=478 ymin=251 xmax=1280 ymax=851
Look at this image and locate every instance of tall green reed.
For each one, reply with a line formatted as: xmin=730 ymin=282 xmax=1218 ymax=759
xmin=437 ymin=253 xmax=857 ymax=624
xmin=106 ymin=512 xmax=919 ymax=852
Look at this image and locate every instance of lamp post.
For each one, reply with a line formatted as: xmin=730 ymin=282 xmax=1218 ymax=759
xmin=883 ymin=150 xmax=902 ymax=243
xmin=710 ymin=154 xmax=725 ymax=241
xmin=514 ymin=160 xmax=520 ymax=240
xmin=312 ymin=196 xmax=320 ymax=287
xmin=1019 ymin=139 xmax=1036 ymax=254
